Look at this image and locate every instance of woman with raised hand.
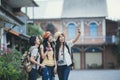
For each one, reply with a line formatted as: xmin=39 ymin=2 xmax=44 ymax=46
xmin=54 ymin=28 xmax=80 ymax=80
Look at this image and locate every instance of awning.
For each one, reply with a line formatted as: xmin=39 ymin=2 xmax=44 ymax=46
xmin=4 ymin=27 xmax=19 ymax=36
xmin=4 ymin=27 xmax=30 ymax=40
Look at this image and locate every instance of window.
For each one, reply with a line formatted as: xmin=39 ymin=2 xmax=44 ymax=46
xmin=89 ymin=23 xmax=97 ymax=37
xmin=68 ymin=23 xmax=76 ymax=39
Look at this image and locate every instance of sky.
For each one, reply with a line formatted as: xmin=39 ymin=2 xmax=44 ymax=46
xmin=106 ymin=0 xmax=120 ymax=20
xmin=22 ymin=0 xmax=120 ymax=20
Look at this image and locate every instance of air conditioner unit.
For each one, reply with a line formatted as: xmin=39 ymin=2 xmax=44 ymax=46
xmin=112 ymin=35 xmax=118 ymax=44
xmin=112 ymin=35 xmax=115 ymax=43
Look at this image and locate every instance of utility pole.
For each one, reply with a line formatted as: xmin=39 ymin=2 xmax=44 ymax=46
xmin=32 ymin=6 xmax=34 ymax=23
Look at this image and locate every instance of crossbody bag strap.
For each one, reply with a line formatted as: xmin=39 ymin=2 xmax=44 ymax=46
xmin=35 ymin=52 xmax=39 ymax=70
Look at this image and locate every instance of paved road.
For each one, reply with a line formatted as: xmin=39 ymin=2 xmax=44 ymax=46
xmin=37 ymin=70 xmax=120 ymax=80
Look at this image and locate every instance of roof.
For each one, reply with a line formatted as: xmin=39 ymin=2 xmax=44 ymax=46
xmin=4 ymin=0 xmax=38 ymax=8
xmin=62 ymin=0 xmax=108 ymax=18
xmin=0 ymin=7 xmax=24 ymax=26
xmin=27 ymin=0 xmax=108 ymax=19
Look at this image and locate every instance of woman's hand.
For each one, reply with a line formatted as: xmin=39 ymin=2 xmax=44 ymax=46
xmin=72 ymin=27 xmax=81 ymax=43
xmin=54 ymin=66 xmax=57 ymax=74
xmin=39 ymin=64 xmax=45 ymax=68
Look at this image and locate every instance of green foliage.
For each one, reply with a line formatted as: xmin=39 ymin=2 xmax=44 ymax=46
xmin=27 ymin=24 xmax=44 ymax=36
xmin=0 ymin=49 xmax=26 ymax=80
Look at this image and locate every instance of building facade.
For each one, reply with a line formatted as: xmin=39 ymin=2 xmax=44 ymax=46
xmin=33 ymin=0 xmax=119 ymax=69
xmin=0 ymin=0 xmax=38 ymax=53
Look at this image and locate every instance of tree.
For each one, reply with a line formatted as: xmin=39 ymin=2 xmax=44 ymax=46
xmin=46 ymin=23 xmax=57 ymax=35
xmin=27 ymin=23 xmax=44 ymax=36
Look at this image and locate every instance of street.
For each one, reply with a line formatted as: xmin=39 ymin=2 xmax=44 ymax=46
xmin=37 ymin=70 xmax=120 ymax=80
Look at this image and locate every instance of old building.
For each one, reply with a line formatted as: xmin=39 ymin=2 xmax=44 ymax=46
xmin=0 ymin=0 xmax=38 ymax=53
xmin=32 ymin=0 xmax=118 ymax=69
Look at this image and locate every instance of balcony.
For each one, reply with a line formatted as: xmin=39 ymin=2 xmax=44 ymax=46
xmin=4 ymin=16 xmax=27 ymax=35
xmin=74 ymin=35 xmax=118 ymax=45
xmin=78 ymin=36 xmax=105 ymax=45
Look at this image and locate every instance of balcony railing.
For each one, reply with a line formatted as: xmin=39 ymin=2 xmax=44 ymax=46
xmin=74 ymin=35 xmax=118 ymax=45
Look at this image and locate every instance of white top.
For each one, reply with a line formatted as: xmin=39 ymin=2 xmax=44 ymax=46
xmin=58 ymin=41 xmax=74 ymax=66
xmin=30 ymin=46 xmax=40 ymax=70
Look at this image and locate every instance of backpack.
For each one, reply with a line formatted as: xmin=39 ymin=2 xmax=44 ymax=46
xmin=21 ymin=50 xmax=32 ymax=73
xmin=21 ymin=47 xmax=39 ymax=73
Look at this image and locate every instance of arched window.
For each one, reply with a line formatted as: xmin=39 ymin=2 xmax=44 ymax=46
xmin=89 ymin=23 xmax=97 ymax=37
xmin=68 ymin=23 xmax=76 ymax=39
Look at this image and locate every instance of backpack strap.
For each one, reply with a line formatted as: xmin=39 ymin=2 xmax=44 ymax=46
xmin=38 ymin=44 xmax=43 ymax=64
xmin=35 ymin=52 xmax=39 ymax=70
xmin=65 ymin=42 xmax=70 ymax=54
xmin=65 ymin=42 xmax=74 ymax=66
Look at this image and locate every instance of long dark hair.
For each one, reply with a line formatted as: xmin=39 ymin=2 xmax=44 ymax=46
xmin=38 ymin=43 xmax=42 ymax=63
xmin=29 ymin=35 xmax=37 ymax=46
xmin=43 ymin=37 xmax=55 ymax=60
xmin=55 ymin=36 xmax=66 ymax=60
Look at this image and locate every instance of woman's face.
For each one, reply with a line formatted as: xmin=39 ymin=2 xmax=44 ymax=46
xmin=48 ymin=35 xmax=53 ymax=42
xmin=35 ymin=37 xmax=40 ymax=45
xmin=59 ymin=34 xmax=65 ymax=43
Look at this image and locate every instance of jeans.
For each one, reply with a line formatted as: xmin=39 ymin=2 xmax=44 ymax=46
xmin=57 ymin=65 xmax=70 ymax=80
xmin=42 ymin=66 xmax=55 ymax=80
xmin=42 ymin=67 xmax=49 ymax=80
xmin=28 ymin=68 xmax=38 ymax=80
xmin=47 ymin=66 xmax=55 ymax=80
